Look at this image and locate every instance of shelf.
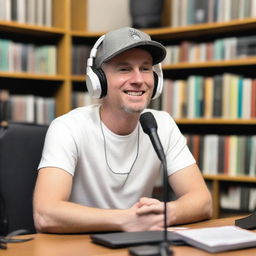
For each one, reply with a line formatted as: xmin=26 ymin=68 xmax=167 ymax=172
xmin=71 ymin=30 xmax=103 ymax=38
xmin=71 ymin=75 xmax=85 ymax=82
xmin=163 ymin=57 xmax=256 ymax=70
xmin=71 ymin=18 xmax=256 ymax=39
xmin=0 ymin=21 xmax=65 ymax=37
xmin=0 ymin=71 xmax=66 ymax=81
xmin=176 ymin=118 xmax=256 ymax=125
xmin=204 ymin=174 xmax=256 ymax=183
xmin=145 ymin=17 xmax=256 ymax=40
xmin=70 ymin=18 xmax=256 ymax=40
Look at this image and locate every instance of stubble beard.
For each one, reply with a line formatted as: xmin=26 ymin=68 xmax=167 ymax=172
xmin=121 ymin=99 xmax=150 ymax=114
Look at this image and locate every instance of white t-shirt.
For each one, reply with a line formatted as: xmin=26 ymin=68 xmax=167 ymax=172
xmin=38 ymin=105 xmax=195 ymax=209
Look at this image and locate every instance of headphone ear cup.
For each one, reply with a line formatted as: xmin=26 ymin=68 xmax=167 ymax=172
xmin=151 ymin=63 xmax=163 ymax=100
xmin=86 ymin=67 xmax=107 ymax=98
xmin=152 ymin=71 xmax=159 ymax=99
xmin=93 ymin=68 xmax=107 ymax=98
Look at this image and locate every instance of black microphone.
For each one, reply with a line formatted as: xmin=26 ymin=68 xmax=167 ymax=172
xmin=129 ymin=112 xmax=172 ymax=256
xmin=139 ymin=112 xmax=165 ymax=162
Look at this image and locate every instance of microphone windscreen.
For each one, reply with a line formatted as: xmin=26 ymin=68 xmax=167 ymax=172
xmin=139 ymin=112 xmax=158 ymax=135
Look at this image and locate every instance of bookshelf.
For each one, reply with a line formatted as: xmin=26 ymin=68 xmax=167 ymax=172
xmin=0 ymin=0 xmax=71 ymax=121
xmin=145 ymin=12 xmax=256 ymax=218
xmin=1 ymin=0 xmax=256 ymax=219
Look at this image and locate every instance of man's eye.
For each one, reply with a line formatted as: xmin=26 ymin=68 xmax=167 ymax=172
xmin=118 ymin=67 xmax=130 ymax=72
xmin=142 ymin=67 xmax=152 ymax=72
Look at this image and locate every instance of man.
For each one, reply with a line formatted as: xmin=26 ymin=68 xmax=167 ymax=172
xmin=33 ymin=27 xmax=212 ymax=233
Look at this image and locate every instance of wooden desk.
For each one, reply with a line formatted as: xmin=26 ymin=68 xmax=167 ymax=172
xmin=2 ymin=216 xmax=256 ymax=256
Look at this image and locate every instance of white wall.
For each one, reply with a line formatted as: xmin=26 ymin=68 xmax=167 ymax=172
xmin=87 ymin=0 xmax=132 ymax=32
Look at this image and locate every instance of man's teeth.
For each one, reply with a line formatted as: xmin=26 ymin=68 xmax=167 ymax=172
xmin=126 ymin=91 xmax=143 ymax=96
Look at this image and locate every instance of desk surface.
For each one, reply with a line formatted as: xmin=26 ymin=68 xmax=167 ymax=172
xmin=2 ymin=216 xmax=256 ymax=256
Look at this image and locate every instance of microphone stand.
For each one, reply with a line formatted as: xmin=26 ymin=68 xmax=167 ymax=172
xmin=150 ymin=126 xmax=172 ymax=256
xmin=129 ymin=155 xmax=173 ymax=256
xmin=159 ymin=157 xmax=172 ymax=256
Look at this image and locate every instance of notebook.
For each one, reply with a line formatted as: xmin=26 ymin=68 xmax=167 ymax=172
xmin=173 ymin=225 xmax=256 ymax=253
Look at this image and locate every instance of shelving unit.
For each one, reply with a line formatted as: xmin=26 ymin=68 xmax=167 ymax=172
xmin=0 ymin=0 xmax=71 ymax=117
xmin=1 ymin=0 xmax=256 ymax=219
xmin=148 ymin=17 xmax=256 ymax=219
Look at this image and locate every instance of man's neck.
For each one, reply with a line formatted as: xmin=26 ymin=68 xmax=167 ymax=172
xmin=99 ymin=106 xmax=140 ymax=135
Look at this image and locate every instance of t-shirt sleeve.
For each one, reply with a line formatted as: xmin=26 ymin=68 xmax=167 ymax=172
xmin=38 ymin=118 xmax=78 ymax=175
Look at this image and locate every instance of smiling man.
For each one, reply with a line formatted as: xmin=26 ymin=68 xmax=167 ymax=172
xmin=33 ymin=27 xmax=212 ymax=234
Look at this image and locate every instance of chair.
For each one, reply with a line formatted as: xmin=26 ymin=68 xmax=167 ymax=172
xmin=0 ymin=122 xmax=48 ymax=235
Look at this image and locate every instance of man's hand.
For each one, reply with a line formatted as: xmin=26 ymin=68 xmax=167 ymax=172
xmin=121 ymin=197 xmax=166 ymax=232
xmin=137 ymin=197 xmax=162 ymax=208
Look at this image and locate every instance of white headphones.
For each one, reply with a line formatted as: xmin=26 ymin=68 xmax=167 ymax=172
xmin=86 ymin=35 xmax=164 ymax=99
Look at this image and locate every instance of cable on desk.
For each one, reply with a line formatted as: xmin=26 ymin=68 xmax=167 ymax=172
xmin=0 ymin=229 xmax=34 ymax=250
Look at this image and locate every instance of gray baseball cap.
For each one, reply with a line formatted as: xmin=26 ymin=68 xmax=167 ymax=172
xmin=95 ymin=27 xmax=166 ymax=68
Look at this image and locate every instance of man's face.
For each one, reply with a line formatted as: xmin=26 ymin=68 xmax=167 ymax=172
xmin=102 ymin=48 xmax=155 ymax=114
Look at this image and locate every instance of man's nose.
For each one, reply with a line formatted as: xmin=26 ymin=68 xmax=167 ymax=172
xmin=130 ymin=69 xmax=143 ymax=84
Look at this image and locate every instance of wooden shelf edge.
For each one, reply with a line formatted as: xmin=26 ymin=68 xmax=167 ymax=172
xmin=71 ymin=75 xmax=85 ymax=82
xmin=175 ymin=118 xmax=256 ymax=125
xmin=144 ymin=17 xmax=256 ymax=39
xmin=71 ymin=30 xmax=104 ymax=38
xmin=2 ymin=17 xmax=256 ymax=38
xmin=163 ymin=58 xmax=256 ymax=70
xmin=0 ymin=20 xmax=66 ymax=35
xmin=70 ymin=18 xmax=256 ymax=39
xmin=203 ymin=174 xmax=256 ymax=182
xmin=0 ymin=71 xmax=66 ymax=81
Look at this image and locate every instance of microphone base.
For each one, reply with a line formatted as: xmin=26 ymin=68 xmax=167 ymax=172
xmin=128 ymin=242 xmax=173 ymax=256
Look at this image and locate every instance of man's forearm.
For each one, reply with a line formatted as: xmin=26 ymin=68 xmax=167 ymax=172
xmin=167 ymin=190 xmax=212 ymax=226
xmin=34 ymin=201 xmax=128 ymax=233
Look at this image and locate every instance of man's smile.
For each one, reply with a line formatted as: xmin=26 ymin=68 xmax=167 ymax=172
xmin=124 ymin=90 xmax=145 ymax=96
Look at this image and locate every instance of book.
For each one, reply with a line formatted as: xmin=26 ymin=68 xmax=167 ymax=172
xmin=191 ymin=135 xmax=200 ymax=164
xmin=223 ymin=136 xmax=230 ymax=175
xmin=204 ymin=77 xmax=213 ymax=118
xmin=194 ymin=0 xmax=209 ymax=24
xmin=222 ymin=73 xmax=232 ymax=118
xmin=44 ymin=0 xmax=52 ymax=26
xmin=0 ymin=0 xmax=11 ymax=21
xmin=17 ymin=0 xmax=26 ymax=23
xmin=249 ymin=189 xmax=256 ymax=211
xmin=231 ymin=0 xmax=240 ymax=19
xmin=249 ymin=136 xmax=256 ymax=176
xmin=217 ymin=135 xmax=225 ymax=174
xmin=172 ymin=80 xmax=182 ymax=118
xmin=240 ymin=187 xmax=250 ymax=211
xmin=36 ymin=0 xmax=44 ymax=26
xmin=162 ymin=79 xmax=173 ymax=115
xmin=173 ymin=225 xmax=256 ymax=253
xmin=251 ymin=79 xmax=256 ymax=118
xmin=252 ymin=0 xmax=256 ymax=17
xmin=171 ymin=0 xmax=180 ymax=27
xmin=0 ymin=39 xmax=11 ymax=71
xmin=221 ymin=186 xmax=241 ymax=210
xmin=26 ymin=0 xmax=36 ymax=24
xmin=213 ymin=75 xmax=222 ymax=117
xmin=237 ymin=35 xmax=256 ymax=57
xmin=187 ymin=76 xmax=196 ymax=118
